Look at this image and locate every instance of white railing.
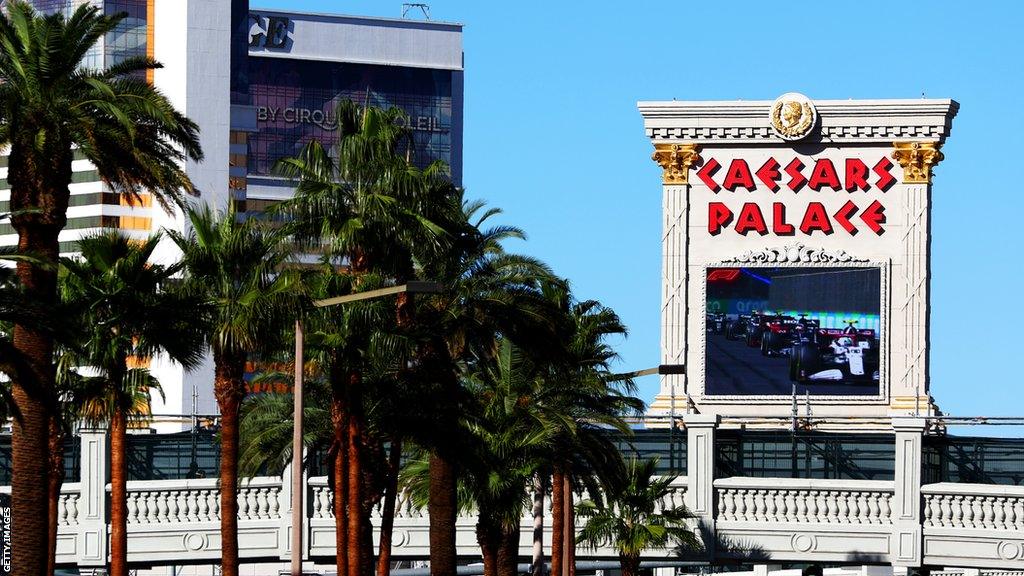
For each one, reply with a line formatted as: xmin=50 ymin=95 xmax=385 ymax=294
xmin=22 ymin=422 xmax=1024 ymax=570
xmin=123 ymin=477 xmax=283 ymax=524
xmin=56 ymin=482 xmax=80 ymax=527
xmin=715 ymin=477 xmax=894 ymax=525
xmin=922 ymin=483 xmax=1024 ymax=530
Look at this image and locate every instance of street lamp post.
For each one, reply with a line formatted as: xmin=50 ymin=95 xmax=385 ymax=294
xmin=290 ymin=281 xmax=442 ymax=576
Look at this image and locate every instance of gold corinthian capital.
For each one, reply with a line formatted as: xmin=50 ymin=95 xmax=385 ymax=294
xmin=892 ymin=141 xmax=944 ymax=184
xmin=652 ymin=143 xmax=700 ymax=185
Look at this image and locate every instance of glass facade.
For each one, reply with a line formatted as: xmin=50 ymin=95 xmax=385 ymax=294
xmin=22 ymin=0 xmax=147 ymax=70
xmin=247 ymin=57 xmax=455 ymax=179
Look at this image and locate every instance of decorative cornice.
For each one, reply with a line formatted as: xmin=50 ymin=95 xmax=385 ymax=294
xmin=651 ymin=143 xmax=700 ymax=185
xmin=639 ymin=98 xmax=958 ymax=145
xmin=722 ymin=243 xmax=870 ymax=264
xmin=892 ymin=141 xmax=944 ymax=184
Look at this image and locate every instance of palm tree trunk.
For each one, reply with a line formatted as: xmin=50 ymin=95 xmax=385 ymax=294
xmin=347 ymin=370 xmax=365 ymax=576
xmin=497 ymin=524 xmax=521 ymax=576
xmin=550 ymin=469 xmax=564 ymax=576
xmin=476 ymin=519 xmax=499 ymax=576
xmin=110 ymin=407 xmax=128 ymax=576
xmin=47 ymin=416 xmax=65 ymax=576
xmin=429 ymin=450 xmax=457 ymax=576
xmin=563 ymin=473 xmax=575 ymax=576
xmin=376 ymin=438 xmax=402 ymax=576
xmin=11 ymin=222 xmax=60 ymax=576
xmin=531 ymin=475 xmax=546 ymax=576
xmin=332 ymin=386 xmax=350 ymax=576
xmin=214 ymin=353 xmax=245 ymax=576
xmin=619 ymin=554 xmax=640 ymax=576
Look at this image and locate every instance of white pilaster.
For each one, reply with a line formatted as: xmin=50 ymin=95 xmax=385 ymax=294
xmin=684 ymin=413 xmax=718 ymax=557
xmin=76 ymin=428 xmax=108 ymax=567
xmin=654 ymin=182 xmax=689 ymax=411
xmin=891 ymin=417 xmax=926 ymax=567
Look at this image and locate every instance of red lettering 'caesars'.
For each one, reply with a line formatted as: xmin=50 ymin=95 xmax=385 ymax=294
xmin=723 ymin=159 xmax=756 ymax=191
xmin=696 ymin=155 xmax=896 ymax=192
xmin=707 ymin=201 xmax=887 ymax=236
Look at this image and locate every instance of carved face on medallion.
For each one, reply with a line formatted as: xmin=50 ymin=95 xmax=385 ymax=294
xmin=770 ymin=92 xmax=817 ymax=141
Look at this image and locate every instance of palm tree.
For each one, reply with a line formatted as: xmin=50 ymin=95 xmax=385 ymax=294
xmin=0 ymin=4 xmax=202 ymax=570
xmin=541 ymin=287 xmax=643 ymax=576
xmin=167 ymin=204 xmax=296 ymax=576
xmin=275 ymin=100 xmax=448 ymax=576
xmin=462 ymin=339 xmax=558 ymax=576
xmin=412 ymin=197 xmax=560 ymax=576
xmin=59 ymin=232 xmax=205 ymax=576
xmin=575 ymin=458 xmax=700 ymax=576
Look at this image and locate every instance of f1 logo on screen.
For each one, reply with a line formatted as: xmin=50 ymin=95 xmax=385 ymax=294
xmin=249 ymin=14 xmax=292 ymax=50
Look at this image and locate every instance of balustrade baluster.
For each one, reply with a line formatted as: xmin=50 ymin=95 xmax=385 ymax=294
xmin=969 ymin=496 xmax=982 ymax=527
xmin=836 ymin=491 xmax=849 ymax=523
xmin=796 ymin=490 xmax=808 ymax=522
xmin=866 ymin=492 xmax=879 ymax=524
xmin=722 ymin=489 xmax=735 ymax=521
xmin=993 ymin=497 xmax=1006 ymax=530
xmin=257 ymin=487 xmax=269 ymax=519
xmin=158 ymin=492 xmax=170 ymax=523
xmin=754 ymin=490 xmax=766 ymax=521
xmin=764 ymin=489 xmax=777 ymax=521
xmin=1013 ymin=498 xmax=1024 ymax=530
xmin=147 ymin=492 xmax=159 ymax=524
xmin=783 ymin=490 xmax=796 ymax=522
xmin=165 ymin=490 xmax=179 ymax=522
xmin=982 ymin=497 xmax=994 ymax=529
xmin=67 ymin=493 xmax=79 ymax=526
xmin=269 ymin=487 xmax=280 ymax=518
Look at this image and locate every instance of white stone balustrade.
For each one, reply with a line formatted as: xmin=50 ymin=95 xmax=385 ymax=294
xmin=921 ymin=483 xmax=1024 ymax=570
xmin=715 ymin=477 xmax=894 ymax=525
xmin=16 ymin=421 xmax=1024 ymax=571
xmin=923 ymin=483 xmax=1024 ymax=530
xmin=122 ymin=477 xmax=281 ymax=524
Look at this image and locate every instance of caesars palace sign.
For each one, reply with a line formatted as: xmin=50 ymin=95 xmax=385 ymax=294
xmin=639 ymin=93 xmax=958 ymax=419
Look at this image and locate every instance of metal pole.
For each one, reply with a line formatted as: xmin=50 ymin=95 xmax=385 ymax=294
xmin=291 ymin=319 xmax=304 ymax=576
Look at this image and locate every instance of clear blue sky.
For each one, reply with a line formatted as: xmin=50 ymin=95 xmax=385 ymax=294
xmin=260 ymin=0 xmax=1024 ymax=424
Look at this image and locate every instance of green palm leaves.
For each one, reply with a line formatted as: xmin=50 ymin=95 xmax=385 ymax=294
xmin=576 ymin=458 xmax=700 ymax=576
xmin=167 ymin=204 xmax=297 ymax=358
xmin=59 ymin=232 xmax=205 ymax=400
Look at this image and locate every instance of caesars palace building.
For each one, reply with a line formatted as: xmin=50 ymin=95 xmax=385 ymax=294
xmin=0 ymin=1 xmax=464 ymax=429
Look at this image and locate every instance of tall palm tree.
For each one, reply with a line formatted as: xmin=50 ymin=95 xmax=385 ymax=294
xmin=167 ymin=204 xmax=296 ymax=576
xmin=275 ymin=100 xmax=448 ymax=576
xmin=0 ymin=4 xmax=201 ymax=570
xmin=542 ymin=287 xmax=644 ymax=576
xmin=412 ymin=197 xmax=560 ymax=576
xmin=576 ymin=458 xmax=700 ymax=576
xmin=59 ymin=232 xmax=205 ymax=576
xmin=462 ymin=339 xmax=559 ymax=576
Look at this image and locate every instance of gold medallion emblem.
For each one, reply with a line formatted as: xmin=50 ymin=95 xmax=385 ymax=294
xmin=770 ymin=93 xmax=816 ymax=141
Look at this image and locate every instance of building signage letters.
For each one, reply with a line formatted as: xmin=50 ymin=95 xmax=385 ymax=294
xmin=257 ymin=106 xmax=446 ymax=133
xmin=700 ymin=155 xmax=895 ymax=237
xmin=249 ymin=13 xmax=291 ymax=50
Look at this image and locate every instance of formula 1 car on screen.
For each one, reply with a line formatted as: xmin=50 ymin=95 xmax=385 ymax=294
xmin=760 ymin=314 xmax=820 ymax=358
xmin=743 ymin=312 xmax=797 ymax=351
xmin=724 ymin=314 xmax=750 ymax=341
xmin=789 ymin=320 xmax=880 ymax=383
xmin=706 ymin=312 xmax=727 ymax=335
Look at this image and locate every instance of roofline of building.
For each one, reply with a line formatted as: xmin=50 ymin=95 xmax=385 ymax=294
xmin=249 ymin=5 xmax=464 ymax=30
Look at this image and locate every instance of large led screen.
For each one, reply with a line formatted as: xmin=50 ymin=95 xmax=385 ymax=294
xmin=247 ymin=57 xmax=456 ymax=179
xmin=705 ymin=267 xmax=882 ymax=397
